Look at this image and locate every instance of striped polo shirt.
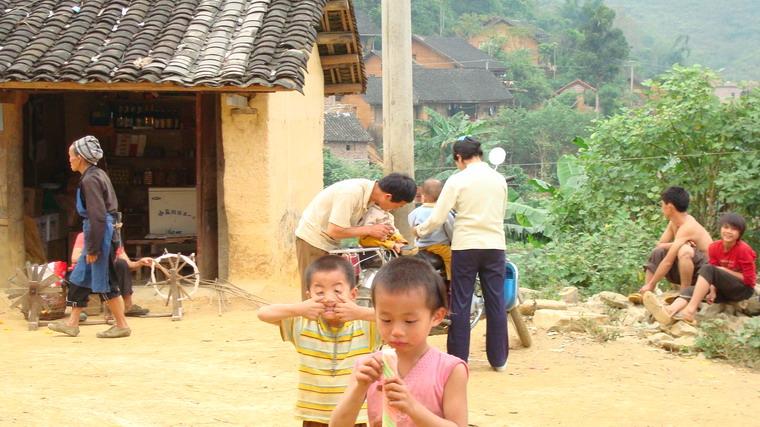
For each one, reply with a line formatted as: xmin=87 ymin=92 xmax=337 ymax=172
xmin=280 ymin=317 xmax=382 ymax=423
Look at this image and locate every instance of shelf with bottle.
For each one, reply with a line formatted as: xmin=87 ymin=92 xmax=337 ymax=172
xmin=113 ymin=103 xmax=188 ymax=131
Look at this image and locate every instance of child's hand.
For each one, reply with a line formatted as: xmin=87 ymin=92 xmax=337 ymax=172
xmin=391 ymin=242 xmax=404 ymax=254
xmin=298 ymin=296 xmax=325 ymax=320
xmin=383 ymin=377 xmax=419 ymax=416
xmin=355 ymin=354 xmax=383 ymax=387
xmin=706 ymin=285 xmax=717 ymax=304
xmin=366 ymin=223 xmax=394 ymax=240
xmin=334 ymin=293 xmax=363 ymax=322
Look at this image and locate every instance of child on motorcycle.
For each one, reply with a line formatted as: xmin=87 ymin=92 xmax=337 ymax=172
xmin=330 ymin=257 xmax=468 ymax=427
xmin=258 ymin=255 xmax=381 ymax=426
xmin=408 ymin=178 xmax=454 ymax=279
xmin=358 ymin=203 xmax=409 ymax=254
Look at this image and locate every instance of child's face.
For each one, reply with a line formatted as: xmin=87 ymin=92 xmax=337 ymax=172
xmin=720 ymin=224 xmax=741 ymax=244
xmin=307 ymin=269 xmax=357 ymax=324
xmin=374 ymin=287 xmax=445 ymax=355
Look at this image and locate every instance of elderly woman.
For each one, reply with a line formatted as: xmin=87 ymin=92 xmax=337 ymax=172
xmin=414 ymin=136 xmax=509 ymax=371
xmin=48 ymin=136 xmax=131 ymax=338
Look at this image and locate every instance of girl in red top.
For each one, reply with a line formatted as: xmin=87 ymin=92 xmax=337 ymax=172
xmin=649 ymin=213 xmax=757 ymax=325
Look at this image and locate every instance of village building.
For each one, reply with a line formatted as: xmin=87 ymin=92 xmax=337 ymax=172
xmin=411 ymin=35 xmax=507 ymax=75
xmin=555 ymin=79 xmax=599 ymax=112
xmin=0 ymin=0 xmax=366 ymax=288
xmin=467 ymin=17 xmax=549 ymax=66
xmin=323 ymin=112 xmax=374 ymax=162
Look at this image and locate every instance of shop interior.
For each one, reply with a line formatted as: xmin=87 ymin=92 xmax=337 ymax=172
xmin=23 ymin=92 xmax=200 ymax=270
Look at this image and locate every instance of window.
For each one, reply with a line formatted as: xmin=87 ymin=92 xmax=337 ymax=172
xmin=346 ymin=144 xmax=351 ymax=151
xmin=448 ymin=103 xmax=477 ymax=118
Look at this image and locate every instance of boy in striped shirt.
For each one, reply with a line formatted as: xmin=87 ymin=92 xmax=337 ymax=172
xmin=258 ymin=255 xmax=380 ymax=426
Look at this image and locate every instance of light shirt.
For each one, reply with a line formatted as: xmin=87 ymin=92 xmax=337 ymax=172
xmin=280 ymin=317 xmax=382 ymax=424
xmin=295 ymin=179 xmax=375 ymax=251
xmin=416 ymin=161 xmax=507 ymax=250
xmin=408 ymin=203 xmax=454 ymax=247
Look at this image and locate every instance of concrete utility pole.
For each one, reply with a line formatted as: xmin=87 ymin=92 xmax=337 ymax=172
xmin=381 ymin=0 xmax=415 ymax=239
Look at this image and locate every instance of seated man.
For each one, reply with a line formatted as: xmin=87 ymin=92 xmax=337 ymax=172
xmin=645 ymin=212 xmax=757 ymax=325
xmin=639 ymin=186 xmax=712 ymax=294
xmin=71 ymin=232 xmax=152 ymax=316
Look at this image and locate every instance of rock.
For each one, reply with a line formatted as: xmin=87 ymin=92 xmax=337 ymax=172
xmin=725 ymin=314 xmax=750 ymax=332
xmin=661 ymin=336 xmax=695 ymax=352
xmin=738 ymin=298 xmax=760 ymax=316
xmin=700 ymin=303 xmax=726 ymax=318
xmin=558 ymin=287 xmax=579 ymax=304
xmin=518 ymin=300 xmax=537 ymax=316
xmin=599 ymin=291 xmax=631 ymax=309
xmin=580 ymin=301 xmax=609 ymax=315
xmin=667 ymin=321 xmax=699 ymax=337
xmin=532 ymin=309 xmax=608 ymax=331
xmin=519 ymin=288 xmax=540 ymax=300
xmin=648 ymin=332 xmax=674 ymax=346
xmin=534 ymin=299 xmax=568 ymax=311
xmin=621 ymin=306 xmax=649 ymax=326
xmin=743 ymin=297 xmax=760 ymax=316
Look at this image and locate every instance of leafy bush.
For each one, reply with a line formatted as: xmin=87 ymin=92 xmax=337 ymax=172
xmin=695 ymin=317 xmax=760 ymax=369
xmin=323 ymin=149 xmax=382 ymax=187
xmin=512 ymin=216 xmax=656 ymax=295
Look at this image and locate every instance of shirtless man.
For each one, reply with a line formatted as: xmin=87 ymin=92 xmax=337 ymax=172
xmin=639 ymin=186 xmax=712 ymax=293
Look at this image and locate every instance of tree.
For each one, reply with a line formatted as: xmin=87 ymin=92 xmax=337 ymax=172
xmin=551 ymin=65 xmax=760 ymax=238
xmin=490 ymin=100 xmax=595 ymax=181
xmin=414 ymin=108 xmax=492 ymax=181
xmin=323 ymin=149 xmax=382 ymax=187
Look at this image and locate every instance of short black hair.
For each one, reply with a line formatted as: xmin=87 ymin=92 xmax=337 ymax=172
xmin=378 ymin=173 xmax=417 ymax=203
xmin=719 ymin=212 xmax=746 ymax=239
xmin=452 ymin=136 xmax=484 ymax=162
xmin=371 ymin=257 xmax=447 ymax=311
xmin=303 ymin=255 xmax=356 ymax=290
xmin=661 ymin=186 xmax=690 ymax=212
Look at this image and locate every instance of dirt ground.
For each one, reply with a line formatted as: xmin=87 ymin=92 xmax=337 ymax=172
xmin=1 ymin=281 xmax=758 ymax=427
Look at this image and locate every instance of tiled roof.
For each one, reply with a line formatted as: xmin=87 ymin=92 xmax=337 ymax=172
xmin=365 ymin=68 xmax=513 ymax=105
xmin=413 ymin=35 xmax=506 ymax=72
xmin=324 ymin=112 xmax=372 ymax=143
xmin=0 ymin=0 xmax=364 ymax=92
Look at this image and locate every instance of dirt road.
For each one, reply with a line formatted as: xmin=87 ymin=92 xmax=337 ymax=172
xmin=1 ymin=283 xmax=757 ymax=426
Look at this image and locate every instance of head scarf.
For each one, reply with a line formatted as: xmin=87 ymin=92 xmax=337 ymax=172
xmin=72 ymin=135 xmax=103 ymax=165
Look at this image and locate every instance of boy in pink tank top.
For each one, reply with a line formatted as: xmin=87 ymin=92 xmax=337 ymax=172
xmin=330 ymin=257 xmax=469 ymax=427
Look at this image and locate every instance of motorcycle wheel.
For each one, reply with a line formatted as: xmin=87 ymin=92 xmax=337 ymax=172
xmin=469 ymin=280 xmax=485 ymax=330
xmin=509 ymin=308 xmax=532 ymax=348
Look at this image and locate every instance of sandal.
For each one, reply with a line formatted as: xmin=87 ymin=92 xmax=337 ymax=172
xmin=673 ymin=314 xmax=698 ymax=327
xmin=48 ymin=321 xmax=80 ymax=337
xmin=643 ymin=292 xmax=674 ymax=325
xmin=627 ymin=293 xmax=643 ymax=305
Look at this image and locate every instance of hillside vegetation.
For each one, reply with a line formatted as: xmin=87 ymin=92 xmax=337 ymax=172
xmin=604 ymin=0 xmax=760 ymax=80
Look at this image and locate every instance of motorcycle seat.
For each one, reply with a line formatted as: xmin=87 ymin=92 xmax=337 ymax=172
xmin=416 ymin=250 xmax=444 ymax=270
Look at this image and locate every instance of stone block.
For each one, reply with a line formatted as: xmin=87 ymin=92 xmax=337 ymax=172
xmin=599 ymin=291 xmax=631 ymax=309
xmin=532 ymin=309 xmax=608 ymax=331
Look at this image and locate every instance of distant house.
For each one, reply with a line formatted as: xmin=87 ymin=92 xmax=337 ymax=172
xmin=555 ymin=79 xmax=598 ymax=112
xmin=344 ymin=68 xmax=512 ymax=143
xmin=324 ymin=112 xmax=374 ymax=162
xmin=412 ymin=35 xmax=507 ymax=75
xmin=364 ymin=50 xmax=382 ymax=77
xmin=356 ymin=10 xmax=380 ymax=53
xmin=714 ymin=82 xmax=744 ymax=103
xmin=468 ymin=17 xmax=548 ymax=65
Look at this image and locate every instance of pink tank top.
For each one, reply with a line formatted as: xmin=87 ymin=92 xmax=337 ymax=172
xmin=364 ymin=347 xmax=468 ymax=426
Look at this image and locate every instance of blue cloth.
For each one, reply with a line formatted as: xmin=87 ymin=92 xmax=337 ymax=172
xmin=408 ymin=204 xmax=454 ymax=247
xmin=69 ymin=188 xmax=114 ymax=293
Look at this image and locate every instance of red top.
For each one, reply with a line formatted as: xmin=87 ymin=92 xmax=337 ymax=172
xmin=708 ymin=240 xmax=757 ymax=287
xmin=71 ymin=232 xmax=125 ymax=270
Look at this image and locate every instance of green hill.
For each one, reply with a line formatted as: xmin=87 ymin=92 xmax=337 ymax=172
xmin=604 ymin=0 xmax=760 ymax=80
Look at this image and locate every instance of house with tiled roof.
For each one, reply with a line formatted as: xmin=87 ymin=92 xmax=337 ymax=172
xmin=323 ymin=111 xmax=374 ymax=162
xmin=412 ymin=35 xmax=507 ymax=75
xmin=468 ymin=17 xmax=549 ymax=66
xmin=555 ymin=79 xmax=598 ymax=112
xmin=342 ymin=68 xmax=512 ymax=142
xmin=0 ymin=0 xmax=366 ymax=287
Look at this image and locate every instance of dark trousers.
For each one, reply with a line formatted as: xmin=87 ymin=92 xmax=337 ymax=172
xmin=447 ymin=249 xmax=508 ymax=367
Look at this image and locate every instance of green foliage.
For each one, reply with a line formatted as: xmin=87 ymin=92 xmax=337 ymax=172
xmin=695 ymin=318 xmax=760 ymax=369
xmin=513 ymin=216 xmax=656 ymax=295
xmin=496 ymin=49 xmax=554 ymax=108
xmin=323 ymin=149 xmax=382 ymax=187
xmin=413 ymin=108 xmax=491 ymax=181
xmin=490 ymin=100 xmax=595 ymax=182
xmin=552 ymin=65 xmax=760 ymax=236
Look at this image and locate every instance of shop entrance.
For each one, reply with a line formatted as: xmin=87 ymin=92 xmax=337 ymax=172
xmin=22 ymin=91 xmax=219 ymax=280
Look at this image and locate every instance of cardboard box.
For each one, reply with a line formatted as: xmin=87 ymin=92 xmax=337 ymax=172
xmin=24 ymin=187 xmax=43 ymax=217
xmin=35 ymin=213 xmax=62 ymax=242
xmin=148 ymin=187 xmax=197 ymax=236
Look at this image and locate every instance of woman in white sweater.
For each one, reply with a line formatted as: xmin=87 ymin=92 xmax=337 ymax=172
xmin=414 ymin=136 xmax=509 ymax=371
